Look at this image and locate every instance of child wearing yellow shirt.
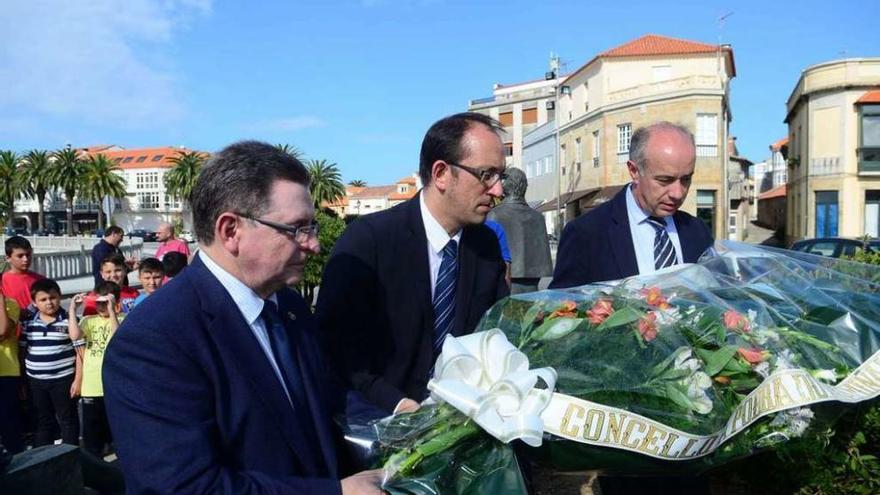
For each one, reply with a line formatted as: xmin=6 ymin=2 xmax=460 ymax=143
xmin=69 ymin=280 xmax=122 ymax=457
xmin=0 ymin=291 xmax=22 ymax=453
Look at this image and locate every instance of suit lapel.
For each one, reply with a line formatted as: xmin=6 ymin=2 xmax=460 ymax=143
xmin=190 ymin=258 xmax=318 ymax=474
xmin=608 ymin=187 xmax=639 ymax=278
xmin=404 ymin=196 xmax=434 ymax=338
xmin=276 ymin=290 xmax=338 ymax=478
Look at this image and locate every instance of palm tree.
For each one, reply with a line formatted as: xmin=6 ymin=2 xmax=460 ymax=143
xmin=275 ymin=144 xmax=304 ymax=160
xmin=20 ymin=150 xmax=54 ymax=232
xmin=50 ymin=147 xmax=88 ymax=235
xmin=0 ymin=151 xmax=25 ymax=228
xmin=306 ymin=159 xmax=345 ymax=208
xmin=164 ymin=151 xmax=205 ymax=207
xmin=348 ymin=179 xmax=367 ymax=187
xmin=81 ymin=154 xmax=127 ymax=230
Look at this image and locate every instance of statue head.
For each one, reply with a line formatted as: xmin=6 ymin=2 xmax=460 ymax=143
xmin=502 ymin=167 xmax=527 ymax=200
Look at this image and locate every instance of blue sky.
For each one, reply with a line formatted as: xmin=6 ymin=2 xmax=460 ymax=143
xmin=1 ymin=0 xmax=877 ymax=186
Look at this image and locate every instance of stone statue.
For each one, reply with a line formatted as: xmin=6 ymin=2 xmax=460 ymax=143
xmin=487 ymin=168 xmax=553 ymax=294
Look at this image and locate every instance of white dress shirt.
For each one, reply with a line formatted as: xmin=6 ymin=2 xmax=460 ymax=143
xmin=625 ymin=184 xmax=684 ymax=276
xmin=420 ymin=194 xmax=461 ymax=299
xmin=199 ymin=251 xmax=294 ymax=408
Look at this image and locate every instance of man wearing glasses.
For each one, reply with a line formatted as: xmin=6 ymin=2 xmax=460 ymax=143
xmin=317 ymin=112 xmax=510 ymax=415
xmin=103 ymin=141 xmax=385 ymax=494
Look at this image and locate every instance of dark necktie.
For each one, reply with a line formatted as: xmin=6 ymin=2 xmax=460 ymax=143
xmin=432 ymin=239 xmax=458 ymax=358
xmin=646 ymin=216 xmax=678 ymax=270
xmin=261 ymin=300 xmax=309 ymax=415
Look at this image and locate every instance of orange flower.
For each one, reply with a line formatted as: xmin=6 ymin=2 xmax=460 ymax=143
xmin=723 ymin=310 xmax=751 ymax=333
xmin=641 ymin=287 xmax=670 ymax=310
xmin=550 ymin=300 xmax=578 ymax=319
xmin=587 ymin=299 xmax=614 ymax=325
xmin=637 ymin=312 xmax=658 ymax=342
xmin=737 ymin=347 xmax=768 ymax=365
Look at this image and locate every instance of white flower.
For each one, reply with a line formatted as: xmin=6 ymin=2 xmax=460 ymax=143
xmin=774 ymin=349 xmax=797 ymax=371
xmin=769 ymin=407 xmax=815 ymax=438
xmin=753 ymin=329 xmax=780 ymax=346
xmin=655 ymin=306 xmax=681 ymax=326
xmin=671 ymin=349 xmax=714 ymax=415
xmin=747 ymin=309 xmax=758 ymax=322
xmin=810 ymin=369 xmax=838 ymax=383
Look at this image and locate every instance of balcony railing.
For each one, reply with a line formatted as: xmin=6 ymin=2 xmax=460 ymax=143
xmin=858 ymin=147 xmax=880 ymax=174
xmin=809 ymin=157 xmax=843 ymax=176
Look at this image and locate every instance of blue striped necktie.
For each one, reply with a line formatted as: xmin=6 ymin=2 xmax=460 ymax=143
xmin=646 ymin=216 xmax=678 ymax=270
xmin=432 ymin=239 xmax=458 ymax=359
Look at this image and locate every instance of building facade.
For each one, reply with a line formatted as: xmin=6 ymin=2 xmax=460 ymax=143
xmin=468 ymin=75 xmax=559 ymax=171
xmin=784 ymin=58 xmax=880 ymax=242
xmin=551 ymin=34 xmax=736 ymax=240
xmin=322 ymin=175 xmax=421 ymax=218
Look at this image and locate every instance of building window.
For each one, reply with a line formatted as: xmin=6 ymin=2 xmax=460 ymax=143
xmin=592 ymin=130 xmax=600 ymax=167
xmin=503 ymin=142 xmax=513 ymax=157
xmin=617 ymin=123 xmax=632 ymax=155
xmin=544 ymin=156 xmax=552 ymax=174
xmin=522 ymin=107 xmax=538 ymax=125
xmin=164 ymin=195 xmax=181 ymax=210
xmin=859 ymin=104 xmax=880 ymax=172
xmin=526 ymin=162 xmax=533 ymax=178
xmin=696 ymin=190 xmax=716 ymax=233
xmin=137 ymin=192 xmax=159 ymax=210
xmin=575 ymin=137 xmax=582 ymax=165
xmin=815 ymin=191 xmax=839 ymax=237
xmin=152 ymin=155 xmax=164 ymax=162
xmin=122 ymin=157 xmax=134 ymax=163
xmin=696 ymin=113 xmax=718 ymax=157
xmin=499 ymin=111 xmax=513 ymax=127
xmin=560 ymin=144 xmax=566 ymax=175
xmin=866 ymin=191 xmax=880 ymax=238
xmin=135 ymin=172 xmax=159 ymax=190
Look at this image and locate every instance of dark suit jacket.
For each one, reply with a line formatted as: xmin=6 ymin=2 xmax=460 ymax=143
xmin=316 ymin=194 xmax=509 ymax=412
xmin=549 ymin=185 xmax=713 ymax=288
xmin=103 ymin=255 xmax=359 ymax=494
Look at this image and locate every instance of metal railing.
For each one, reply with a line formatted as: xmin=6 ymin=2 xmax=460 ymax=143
xmin=1 ymin=236 xmax=143 ymax=281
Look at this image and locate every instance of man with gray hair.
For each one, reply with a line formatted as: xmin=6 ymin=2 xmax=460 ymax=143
xmin=487 ymin=167 xmax=553 ymax=294
xmin=550 ymin=121 xmax=713 ymax=288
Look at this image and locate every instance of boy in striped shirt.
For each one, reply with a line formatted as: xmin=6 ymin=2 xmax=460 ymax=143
xmin=19 ymin=278 xmax=80 ymax=447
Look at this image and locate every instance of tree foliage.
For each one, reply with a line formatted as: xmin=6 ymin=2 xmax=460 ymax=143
xmin=0 ymin=151 xmax=25 ymax=227
xmin=299 ymin=210 xmax=346 ymax=304
xmin=50 ymin=147 xmax=88 ymax=235
xmin=275 ymin=144 xmax=304 ymax=160
xmin=81 ymin=154 xmax=127 ymax=230
xmin=306 ymin=159 xmax=345 ymax=208
xmin=164 ymin=150 xmax=206 ymax=205
xmin=348 ymin=179 xmax=367 ymax=187
xmin=20 ymin=149 xmax=54 ymax=231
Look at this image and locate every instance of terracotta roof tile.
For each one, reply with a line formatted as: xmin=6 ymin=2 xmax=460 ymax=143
xmin=389 ymin=190 xmax=417 ymax=201
xmin=90 ymin=147 xmax=207 ymax=170
xmin=770 ymin=137 xmax=789 ymax=151
xmin=600 ymin=34 xmax=718 ymax=58
xmin=758 ymin=184 xmax=786 ymax=200
xmin=856 ymin=90 xmax=880 ymax=104
xmin=349 ymin=185 xmax=397 ymax=199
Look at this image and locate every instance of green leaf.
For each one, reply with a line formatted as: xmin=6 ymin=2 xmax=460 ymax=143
xmin=533 ymin=317 xmax=585 ymax=341
xmin=695 ymin=345 xmax=738 ymax=376
xmin=663 ymin=383 xmax=693 ymax=411
xmin=520 ymin=304 xmax=544 ymax=333
xmin=595 ymin=306 xmax=643 ymax=331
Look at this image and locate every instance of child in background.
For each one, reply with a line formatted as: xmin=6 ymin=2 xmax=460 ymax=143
xmin=0 ymin=291 xmax=22 ymax=454
xmin=83 ymin=255 xmax=139 ymax=315
xmin=133 ymin=258 xmax=164 ymax=307
xmin=69 ymin=281 xmax=121 ymax=457
xmin=161 ymin=251 xmax=188 ymax=283
xmin=19 ymin=278 xmax=80 ymax=447
xmin=2 ymin=236 xmax=45 ymax=321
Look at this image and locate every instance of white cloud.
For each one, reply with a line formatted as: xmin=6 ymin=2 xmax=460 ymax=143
xmin=244 ymin=116 xmax=328 ymax=133
xmin=0 ymin=0 xmax=210 ymax=127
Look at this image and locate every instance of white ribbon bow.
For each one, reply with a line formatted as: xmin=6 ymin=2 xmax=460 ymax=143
xmin=427 ymin=329 xmax=557 ymax=447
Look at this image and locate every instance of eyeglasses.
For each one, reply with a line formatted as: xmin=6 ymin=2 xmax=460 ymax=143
xmin=240 ymin=215 xmax=320 ymax=243
xmin=446 ymin=162 xmax=507 ymax=188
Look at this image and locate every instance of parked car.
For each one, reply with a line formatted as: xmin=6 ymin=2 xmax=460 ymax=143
xmin=128 ymin=229 xmax=158 ymax=242
xmin=179 ymin=231 xmax=196 ymax=243
xmin=789 ymin=237 xmax=874 ymax=258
